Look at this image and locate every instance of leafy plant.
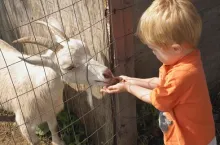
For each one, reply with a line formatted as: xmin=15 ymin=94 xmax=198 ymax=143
xmin=36 ymin=108 xmax=89 ymax=145
xmin=136 ymin=100 xmax=163 ymax=145
xmin=57 ymin=109 xmax=88 ymax=145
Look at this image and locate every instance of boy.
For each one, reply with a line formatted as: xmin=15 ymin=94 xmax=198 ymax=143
xmin=101 ymin=0 xmax=216 ymax=144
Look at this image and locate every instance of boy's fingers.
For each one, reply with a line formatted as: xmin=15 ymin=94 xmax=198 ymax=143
xmin=103 ymin=89 xmax=114 ymax=94
xmin=106 ymin=89 xmax=117 ymax=93
xmin=100 ymin=88 xmax=108 ymax=93
xmin=100 ymin=88 xmax=115 ymax=94
xmin=108 ymin=85 xmax=118 ymax=90
xmin=119 ymin=75 xmax=126 ymax=78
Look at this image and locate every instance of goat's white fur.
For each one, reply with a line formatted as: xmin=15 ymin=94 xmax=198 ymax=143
xmin=0 ymin=19 xmax=112 ymax=145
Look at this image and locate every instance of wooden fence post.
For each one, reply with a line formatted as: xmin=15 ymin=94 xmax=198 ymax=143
xmin=110 ymin=0 xmax=137 ymax=144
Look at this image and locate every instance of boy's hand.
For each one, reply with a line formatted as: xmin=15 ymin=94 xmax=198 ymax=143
xmin=119 ymin=75 xmax=132 ymax=83
xmin=119 ymin=75 xmax=130 ymax=80
xmin=106 ymin=76 xmax=124 ymax=87
xmin=100 ymin=81 xmax=128 ymax=94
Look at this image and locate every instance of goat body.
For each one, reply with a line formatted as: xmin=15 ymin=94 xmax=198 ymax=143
xmin=0 ymin=42 xmax=64 ymax=144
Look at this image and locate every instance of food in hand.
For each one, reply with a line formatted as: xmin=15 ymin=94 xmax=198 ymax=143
xmin=107 ymin=76 xmax=124 ymax=86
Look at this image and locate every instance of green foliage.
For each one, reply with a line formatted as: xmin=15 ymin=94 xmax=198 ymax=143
xmin=57 ymin=110 xmax=88 ymax=145
xmin=37 ymin=108 xmax=89 ymax=145
xmin=36 ymin=123 xmax=50 ymax=136
xmin=136 ymin=100 xmax=163 ymax=145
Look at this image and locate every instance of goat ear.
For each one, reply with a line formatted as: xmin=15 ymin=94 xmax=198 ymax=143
xmin=47 ymin=17 xmax=69 ymax=44
xmin=35 ymin=20 xmax=67 ymax=43
xmin=54 ymin=35 xmax=64 ymax=44
xmin=18 ymin=55 xmax=53 ymax=67
xmin=48 ymin=17 xmax=65 ymax=34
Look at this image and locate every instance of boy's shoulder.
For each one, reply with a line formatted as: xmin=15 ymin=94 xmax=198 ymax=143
xmin=166 ymin=62 xmax=203 ymax=84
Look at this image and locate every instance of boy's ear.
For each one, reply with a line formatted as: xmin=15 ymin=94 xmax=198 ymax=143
xmin=171 ymin=44 xmax=182 ymax=54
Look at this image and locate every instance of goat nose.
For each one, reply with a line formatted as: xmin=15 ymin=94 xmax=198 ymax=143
xmin=103 ymin=69 xmax=113 ymax=79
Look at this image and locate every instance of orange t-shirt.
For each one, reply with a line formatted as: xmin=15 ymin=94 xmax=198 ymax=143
xmin=150 ymin=49 xmax=215 ymax=145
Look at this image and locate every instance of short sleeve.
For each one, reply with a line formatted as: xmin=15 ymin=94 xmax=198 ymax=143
xmin=150 ymin=78 xmax=181 ymax=112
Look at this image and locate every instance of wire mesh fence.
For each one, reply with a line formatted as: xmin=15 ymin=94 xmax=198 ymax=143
xmin=0 ymin=0 xmax=114 ymax=144
xmin=0 ymin=0 xmax=220 ymax=145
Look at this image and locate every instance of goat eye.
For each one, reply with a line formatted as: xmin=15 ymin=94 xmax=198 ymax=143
xmin=65 ymin=65 xmax=75 ymax=70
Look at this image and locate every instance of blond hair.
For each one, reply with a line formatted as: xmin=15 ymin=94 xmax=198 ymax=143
xmin=136 ymin=0 xmax=202 ymax=47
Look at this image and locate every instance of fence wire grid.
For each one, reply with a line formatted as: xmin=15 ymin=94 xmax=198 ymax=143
xmin=0 ymin=0 xmax=139 ymax=145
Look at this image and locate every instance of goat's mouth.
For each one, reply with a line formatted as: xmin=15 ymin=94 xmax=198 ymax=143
xmin=95 ymin=77 xmax=123 ymax=86
xmin=94 ymin=80 xmax=112 ymax=86
xmin=95 ymin=80 xmax=109 ymax=84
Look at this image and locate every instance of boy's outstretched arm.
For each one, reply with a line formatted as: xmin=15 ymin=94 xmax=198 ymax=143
xmin=120 ymin=76 xmax=160 ymax=89
xmin=101 ymin=82 xmax=152 ymax=104
xmin=126 ymin=84 xmax=152 ymax=104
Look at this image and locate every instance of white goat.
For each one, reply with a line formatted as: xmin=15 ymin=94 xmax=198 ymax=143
xmin=0 ymin=19 xmax=113 ymax=145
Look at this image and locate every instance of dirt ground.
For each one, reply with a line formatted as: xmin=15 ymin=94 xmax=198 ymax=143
xmin=0 ymin=122 xmax=51 ymax=145
xmin=0 ymin=121 xmax=29 ymax=145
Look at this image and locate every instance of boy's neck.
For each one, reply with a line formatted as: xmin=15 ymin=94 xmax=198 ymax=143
xmin=182 ymin=48 xmax=194 ymax=57
xmin=170 ymin=43 xmax=196 ymax=66
xmin=176 ymin=46 xmax=196 ymax=64
xmin=181 ymin=43 xmax=195 ymax=57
